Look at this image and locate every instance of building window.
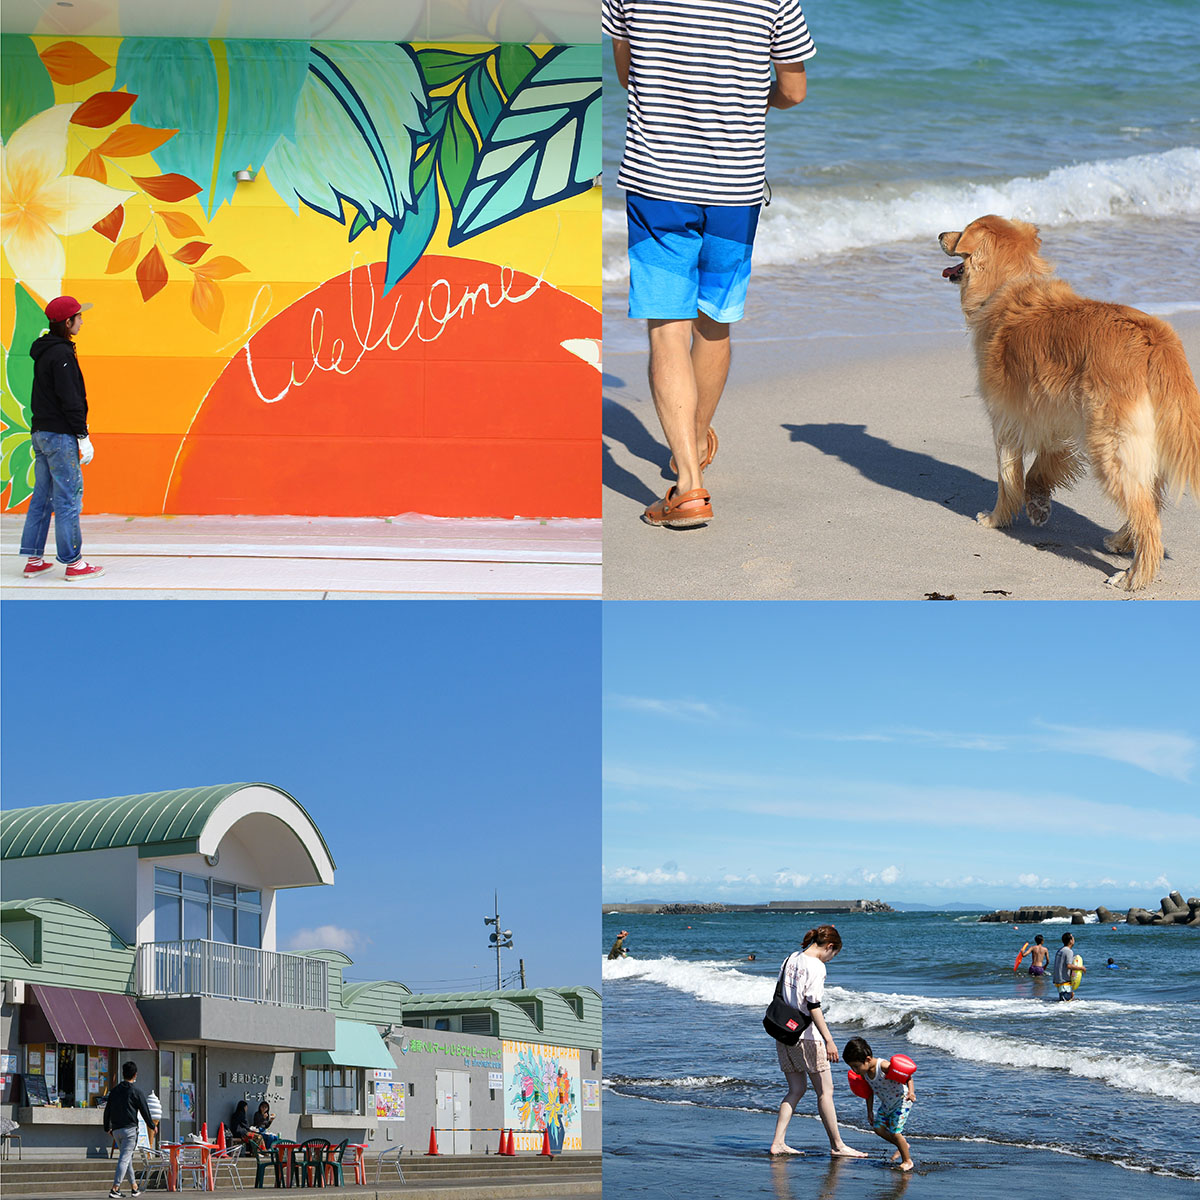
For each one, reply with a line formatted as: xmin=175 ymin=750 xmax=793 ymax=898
xmin=154 ymin=869 xmax=262 ymax=947
xmin=24 ymin=1043 xmax=113 ymax=1108
xmin=303 ymin=1067 xmax=362 ymax=1115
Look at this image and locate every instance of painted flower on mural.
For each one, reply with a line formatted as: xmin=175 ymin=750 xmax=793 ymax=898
xmin=508 ymin=1048 xmax=577 ymax=1139
xmin=0 ymin=104 xmax=135 ymax=301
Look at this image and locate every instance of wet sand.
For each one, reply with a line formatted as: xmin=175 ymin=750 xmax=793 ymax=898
xmin=603 ymin=1090 xmax=1199 ymax=1199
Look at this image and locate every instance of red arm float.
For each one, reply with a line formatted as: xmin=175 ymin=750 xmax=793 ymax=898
xmin=846 ymin=1070 xmax=871 ymax=1099
xmin=884 ymin=1054 xmax=916 ymax=1083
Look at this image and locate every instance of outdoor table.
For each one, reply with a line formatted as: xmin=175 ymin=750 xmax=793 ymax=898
xmin=345 ymin=1144 xmax=367 ymax=1186
xmin=162 ymin=1140 xmax=216 ymax=1191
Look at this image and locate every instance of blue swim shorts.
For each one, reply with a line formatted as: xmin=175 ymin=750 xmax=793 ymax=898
xmin=873 ymin=1098 xmax=913 ymax=1136
xmin=626 ymin=194 xmax=761 ymax=323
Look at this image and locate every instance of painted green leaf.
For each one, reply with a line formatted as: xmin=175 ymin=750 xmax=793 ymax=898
xmin=466 ymin=62 xmax=504 ymax=142
xmin=420 ymin=95 xmax=453 ymax=145
xmin=415 ymin=48 xmax=490 ymax=90
xmin=348 ymin=210 xmax=371 ymax=241
xmin=1 ymin=285 xmax=44 ymax=509
xmin=448 ymin=45 xmax=601 ymax=245
xmin=265 ymin=42 xmax=426 ymax=229
xmin=383 ymin=172 xmax=440 ymax=294
xmin=114 ymin=39 xmax=309 ymax=219
xmin=439 ymin=102 xmax=477 ymax=209
xmin=496 ymin=45 xmax=538 ymax=98
xmin=2 ymin=36 xmax=55 ymax=143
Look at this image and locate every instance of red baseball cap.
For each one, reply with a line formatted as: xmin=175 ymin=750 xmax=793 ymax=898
xmin=45 ymin=296 xmax=93 ymax=322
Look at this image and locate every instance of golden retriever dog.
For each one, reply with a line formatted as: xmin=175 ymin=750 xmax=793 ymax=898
xmin=939 ymin=215 xmax=1200 ymax=589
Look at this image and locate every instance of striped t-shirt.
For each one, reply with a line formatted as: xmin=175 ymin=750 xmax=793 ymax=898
xmin=602 ymin=0 xmax=815 ymax=205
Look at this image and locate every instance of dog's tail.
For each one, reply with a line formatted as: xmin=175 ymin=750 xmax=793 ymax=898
xmin=1152 ymin=327 xmax=1200 ymax=501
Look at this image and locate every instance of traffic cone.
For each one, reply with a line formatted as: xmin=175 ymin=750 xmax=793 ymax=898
xmin=540 ymin=1127 xmax=553 ymax=1158
xmin=504 ymin=1130 xmax=515 ymax=1156
xmin=216 ymin=1123 xmax=226 ymax=1150
xmin=426 ymin=1126 xmax=439 ymax=1156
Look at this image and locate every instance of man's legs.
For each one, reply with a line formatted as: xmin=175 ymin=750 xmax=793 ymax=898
xmin=34 ymin=431 xmax=84 ymax=564
xmin=648 ymin=319 xmax=707 ymax=506
xmin=112 ymin=1125 xmax=138 ymax=1192
xmin=691 ymin=312 xmax=731 ymax=449
xmin=18 ymin=435 xmax=55 ymax=560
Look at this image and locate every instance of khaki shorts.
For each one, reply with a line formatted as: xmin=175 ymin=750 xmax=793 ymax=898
xmin=777 ymin=1037 xmax=832 ymax=1088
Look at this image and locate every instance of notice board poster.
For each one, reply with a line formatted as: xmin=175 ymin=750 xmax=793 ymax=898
xmin=375 ymin=1082 xmax=405 ymax=1120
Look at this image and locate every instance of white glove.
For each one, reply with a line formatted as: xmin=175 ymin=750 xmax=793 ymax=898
xmin=77 ymin=436 xmax=94 ymax=465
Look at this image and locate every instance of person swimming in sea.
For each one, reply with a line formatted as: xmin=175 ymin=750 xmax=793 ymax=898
xmin=1026 ymin=934 xmax=1049 ymax=977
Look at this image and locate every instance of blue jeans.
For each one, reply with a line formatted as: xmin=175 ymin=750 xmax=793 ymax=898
xmin=112 ymin=1124 xmax=138 ymax=1189
xmin=18 ymin=430 xmax=84 ymax=564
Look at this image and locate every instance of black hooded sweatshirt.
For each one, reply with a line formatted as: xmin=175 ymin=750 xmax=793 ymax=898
xmin=30 ymin=332 xmax=88 ymax=436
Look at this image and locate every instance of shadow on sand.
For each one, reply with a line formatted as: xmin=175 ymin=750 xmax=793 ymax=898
xmin=783 ymin=421 xmax=1129 ymax=579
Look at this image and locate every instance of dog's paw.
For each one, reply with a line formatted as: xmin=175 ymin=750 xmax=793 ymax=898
xmin=1104 ymin=569 xmax=1127 ymax=589
xmin=1026 ymin=492 xmax=1051 ymax=526
xmin=976 ymin=511 xmax=1003 ymax=529
xmin=1103 ymin=530 xmax=1132 ymax=555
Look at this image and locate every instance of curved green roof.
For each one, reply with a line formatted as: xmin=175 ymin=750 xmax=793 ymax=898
xmin=0 ymin=783 xmax=335 ymax=871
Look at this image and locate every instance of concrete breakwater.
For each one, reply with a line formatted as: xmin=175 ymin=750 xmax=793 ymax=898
xmin=980 ymin=891 xmax=1200 ymax=927
xmin=603 ymin=899 xmax=895 ymax=915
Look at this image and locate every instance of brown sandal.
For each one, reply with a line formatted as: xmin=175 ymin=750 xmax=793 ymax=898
xmin=669 ymin=427 xmax=718 ymax=475
xmin=642 ymin=486 xmax=712 ymax=528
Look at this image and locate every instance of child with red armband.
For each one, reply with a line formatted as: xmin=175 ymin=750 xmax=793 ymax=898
xmin=842 ymin=1037 xmax=916 ymax=1171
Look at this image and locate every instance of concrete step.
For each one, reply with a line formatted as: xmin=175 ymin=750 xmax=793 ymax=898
xmin=0 ymin=1154 xmax=602 ymax=1197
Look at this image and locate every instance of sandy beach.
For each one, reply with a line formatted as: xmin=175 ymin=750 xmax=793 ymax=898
xmin=602 ymin=310 xmax=1200 ymax=600
xmin=603 ymin=1091 xmax=1199 ymax=1200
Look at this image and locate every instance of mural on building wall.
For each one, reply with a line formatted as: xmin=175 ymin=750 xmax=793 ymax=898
xmin=502 ymin=1040 xmax=580 ymax=1153
xmin=1 ymin=36 xmax=601 ymax=518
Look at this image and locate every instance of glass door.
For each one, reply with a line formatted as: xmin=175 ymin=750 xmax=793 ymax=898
xmin=157 ymin=1048 xmax=200 ymax=1142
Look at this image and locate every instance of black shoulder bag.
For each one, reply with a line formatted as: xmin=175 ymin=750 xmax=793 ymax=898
xmin=762 ymin=957 xmax=813 ymax=1045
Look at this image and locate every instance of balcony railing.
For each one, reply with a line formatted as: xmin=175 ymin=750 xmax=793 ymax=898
xmin=137 ymin=940 xmax=328 ymax=1010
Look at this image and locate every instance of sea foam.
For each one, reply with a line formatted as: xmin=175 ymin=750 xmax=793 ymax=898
xmin=602 ymin=147 xmax=1200 ymax=279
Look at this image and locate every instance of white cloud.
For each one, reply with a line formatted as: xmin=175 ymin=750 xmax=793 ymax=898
xmin=1018 ymin=873 xmax=1045 ymax=888
xmin=608 ymin=694 xmax=719 ymax=721
xmin=1034 ymin=723 xmax=1195 ymax=782
xmin=608 ymin=865 xmax=689 ymax=886
xmin=773 ymin=870 xmax=812 ymax=889
xmin=880 ymin=866 xmax=901 ymax=886
xmin=285 ymin=925 xmax=365 ymax=952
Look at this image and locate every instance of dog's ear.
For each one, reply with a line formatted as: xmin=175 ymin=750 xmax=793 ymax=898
xmin=1013 ymin=220 xmax=1042 ymax=253
xmin=953 ymin=220 xmax=989 ymax=259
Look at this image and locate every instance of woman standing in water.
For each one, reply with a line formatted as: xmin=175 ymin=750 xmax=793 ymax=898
xmin=768 ymin=925 xmax=866 ymax=1158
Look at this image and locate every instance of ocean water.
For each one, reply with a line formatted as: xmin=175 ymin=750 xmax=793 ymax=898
xmin=601 ymin=911 xmax=1200 ymax=1189
xmin=602 ymin=0 xmax=1200 ymax=353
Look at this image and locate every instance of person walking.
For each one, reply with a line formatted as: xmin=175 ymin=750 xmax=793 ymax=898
xmin=768 ymin=925 xmax=866 ymax=1158
xmin=103 ymin=1061 xmax=155 ymax=1198
xmin=603 ymin=0 xmax=815 ymax=527
xmin=18 ymin=295 xmax=104 ymax=580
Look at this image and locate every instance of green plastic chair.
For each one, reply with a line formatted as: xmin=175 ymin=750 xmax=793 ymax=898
xmin=254 ymin=1141 xmax=297 ymax=1189
xmin=323 ymin=1140 xmax=349 ymax=1187
xmin=300 ymin=1139 xmax=331 ymax=1188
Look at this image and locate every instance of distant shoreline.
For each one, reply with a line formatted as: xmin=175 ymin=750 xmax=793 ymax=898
xmin=601 ymin=900 xmax=893 ymax=915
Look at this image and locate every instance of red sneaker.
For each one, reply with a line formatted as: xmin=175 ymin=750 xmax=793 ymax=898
xmin=23 ymin=559 xmax=55 ymax=578
xmin=65 ymin=561 xmax=105 ymax=581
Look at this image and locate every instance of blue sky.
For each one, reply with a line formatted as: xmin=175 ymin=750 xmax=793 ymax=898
xmin=2 ymin=602 xmax=600 ymax=989
xmin=604 ymin=603 xmax=1199 ymax=909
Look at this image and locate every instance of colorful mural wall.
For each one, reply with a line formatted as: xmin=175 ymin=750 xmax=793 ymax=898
xmin=1 ymin=35 xmax=600 ymax=517
xmin=502 ymin=1039 xmax=580 ymax=1153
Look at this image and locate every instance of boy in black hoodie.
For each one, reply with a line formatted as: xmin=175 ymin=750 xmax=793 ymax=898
xmin=18 ymin=294 xmax=104 ymax=580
